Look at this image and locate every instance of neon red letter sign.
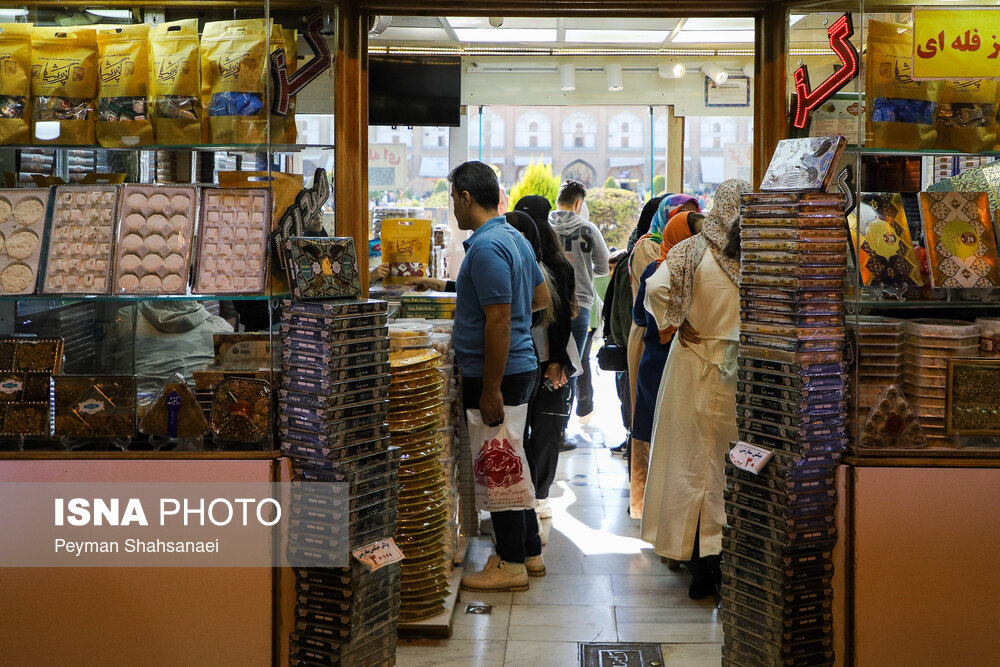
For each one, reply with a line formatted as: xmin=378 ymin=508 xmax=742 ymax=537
xmin=792 ymin=13 xmax=860 ymax=130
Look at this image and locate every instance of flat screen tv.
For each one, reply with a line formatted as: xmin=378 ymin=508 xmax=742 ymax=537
xmin=369 ymin=55 xmax=462 ymax=127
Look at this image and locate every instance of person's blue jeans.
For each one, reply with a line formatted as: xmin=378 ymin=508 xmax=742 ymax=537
xmin=567 ymin=307 xmax=591 ymax=411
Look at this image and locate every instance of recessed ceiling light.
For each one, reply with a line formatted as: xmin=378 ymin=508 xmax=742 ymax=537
xmin=453 ymin=28 xmax=557 ymax=43
xmin=682 ymin=18 xmax=753 ymax=31
xmin=564 ymin=29 xmax=669 ymax=44
xmin=672 ymin=30 xmax=755 ymax=44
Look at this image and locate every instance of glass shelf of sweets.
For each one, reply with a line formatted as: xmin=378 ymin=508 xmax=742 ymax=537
xmin=786 ymin=1 xmax=1000 ymax=457
xmin=0 ymin=2 xmax=340 ymax=455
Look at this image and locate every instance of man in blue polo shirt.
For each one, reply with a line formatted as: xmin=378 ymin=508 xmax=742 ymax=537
xmin=450 ymin=161 xmax=551 ymax=593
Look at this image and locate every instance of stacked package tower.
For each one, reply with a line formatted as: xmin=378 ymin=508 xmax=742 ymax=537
xmin=278 ymin=299 xmax=402 ymax=666
xmin=387 ymin=348 xmax=453 ymax=622
xmin=722 ymin=191 xmax=848 ymax=667
xmin=849 ymin=316 xmax=905 ymax=439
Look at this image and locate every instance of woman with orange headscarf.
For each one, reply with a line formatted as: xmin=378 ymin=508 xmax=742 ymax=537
xmin=627 ymin=210 xmax=704 ymax=519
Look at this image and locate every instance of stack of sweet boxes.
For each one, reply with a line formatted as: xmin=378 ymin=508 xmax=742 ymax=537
xmin=722 ymin=191 xmax=848 ymax=667
xmin=278 ymin=299 xmax=402 ymax=666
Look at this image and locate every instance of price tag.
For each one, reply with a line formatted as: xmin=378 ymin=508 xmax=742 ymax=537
xmin=352 ymin=538 xmax=404 ymax=572
xmin=729 ymin=441 xmax=774 ymax=475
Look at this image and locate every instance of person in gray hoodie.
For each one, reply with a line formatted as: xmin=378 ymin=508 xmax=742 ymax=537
xmin=117 ymin=301 xmax=234 ymax=397
xmin=548 ymin=180 xmax=610 ymax=422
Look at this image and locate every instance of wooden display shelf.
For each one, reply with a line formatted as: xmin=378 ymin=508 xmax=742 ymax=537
xmin=397 ymin=567 xmax=462 ymax=640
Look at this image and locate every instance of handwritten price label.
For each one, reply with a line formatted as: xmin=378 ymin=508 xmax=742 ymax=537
xmin=913 ymin=9 xmax=1000 ymax=79
xmin=729 ymin=442 xmax=774 ymax=475
xmin=352 ymin=538 xmax=405 ymax=572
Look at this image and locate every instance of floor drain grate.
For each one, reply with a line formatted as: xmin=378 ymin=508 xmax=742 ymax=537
xmin=579 ymin=642 xmax=664 ymax=667
xmin=464 ymin=604 xmax=492 ymax=615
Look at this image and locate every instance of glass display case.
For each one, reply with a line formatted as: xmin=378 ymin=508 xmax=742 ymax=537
xmin=0 ymin=1 xmax=339 ymax=454
xmin=786 ymin=0 xmax=1000 ymax=458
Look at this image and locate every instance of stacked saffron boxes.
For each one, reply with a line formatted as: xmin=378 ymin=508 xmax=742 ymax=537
xmin=278 ymin=299 xmax=402 ymax=666
xmin=723 ymin=191 xmax=848 ymax=667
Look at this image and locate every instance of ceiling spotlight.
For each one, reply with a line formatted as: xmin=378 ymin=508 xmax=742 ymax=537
xmin=607 ymin=64 xmax=623 ymax=92
xmin=368 ymin=15 xmax=392 ymax=36
xmin=658 ymin=61 xmax=686 ymax=79
xmin=560 ymin=64 xmax=576 ymax=92
xmin=742 ymin=62 xmax=755 ymax=78
xmin=489 ymin=16 xmax=504 ymax=28
xmin=703 ymin=62 xmax=728 ymax=85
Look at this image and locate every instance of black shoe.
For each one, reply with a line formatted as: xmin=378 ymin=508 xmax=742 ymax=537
xmin=610 ymin=440 xmax=628 ymax=455
xmin=558 ymin=440 xmax=577 ymax=452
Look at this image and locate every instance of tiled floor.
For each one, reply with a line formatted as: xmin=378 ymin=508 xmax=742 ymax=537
xmin=397 ymin=364 xmax=724 ymax=666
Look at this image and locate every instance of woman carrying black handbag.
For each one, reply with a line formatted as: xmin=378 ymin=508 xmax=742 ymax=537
xmin=513 ymin=196 xmax=578 ymax=520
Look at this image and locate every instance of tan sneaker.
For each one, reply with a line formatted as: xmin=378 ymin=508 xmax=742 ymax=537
xmin=461 ymin=555 xmax=529 ymax=592
xmin=525 ymin=554 xmax=546 ymax=577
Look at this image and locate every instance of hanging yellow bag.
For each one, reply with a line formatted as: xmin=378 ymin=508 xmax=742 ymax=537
xmin=96 ymin=24 xmax=152 ymax=148
xmin=0 ymin=24 xmax=32 ymax=145
xmin=201 ymin=19 xmax=268 ymax=145
xmin=936 ymin=79 xmax=998 ymax=154
xmin=30 ymin=26 xmax=97 ymax=145
xmin=149 ymin=19 xmax=202 ymax=146
xmin=381 ymin=218 xmax=433 ymax=285
xmin=865 ymin=20 xmax=940 ymax=151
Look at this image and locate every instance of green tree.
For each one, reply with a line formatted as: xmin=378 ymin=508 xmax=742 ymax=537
xmin=652 ymin=174 xmax=666 ymax=196
xmin=432 ymin=178 xmax=448 ymax=194
xmin=510 ymin=160 xmax=560 ymax=208
xmin=603 ymin=176 xmax=620 ymax=189
xmin=423 ymin=190 xmax=449 ymax=208
xmin=587 ymin=187 xmax=643 ymax=250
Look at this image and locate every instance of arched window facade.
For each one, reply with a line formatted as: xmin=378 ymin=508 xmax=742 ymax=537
xmin=515 ymin=111 xmax=552 ymax=149
xmin=561 ymin=112 xmax=598 ymax=149
xmin=608 ymin=112 xmax=643 ymax=150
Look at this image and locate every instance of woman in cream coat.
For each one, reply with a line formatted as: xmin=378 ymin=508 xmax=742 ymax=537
xmin=640 ymin=179 xmax=750 ymax=599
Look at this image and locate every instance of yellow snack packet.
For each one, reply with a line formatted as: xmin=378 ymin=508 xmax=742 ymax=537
xmin=865 ymin=20 xmax=940 ymax=151
xmin=149 ymin=19 xmax=202 ymax=146
xmin=96 ymin=24 xmax=152 ymax=148
xmin=936 ymin=79 xmax=998 ymax=154
xmin=0 ymin=24 xmax=32 ymax=145
xmin=381 ymin=218 xmax=433 ymax=285
xmin=30 ymin=26 xmax=97 ymax=145
xmin=201 ymin=18 xmax=268 ymax=145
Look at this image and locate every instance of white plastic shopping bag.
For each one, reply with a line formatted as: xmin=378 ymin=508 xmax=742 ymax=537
xmin=465 ymin=403 xmax=535 ymax=512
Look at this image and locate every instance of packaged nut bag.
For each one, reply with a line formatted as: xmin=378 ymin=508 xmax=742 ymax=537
xmin=30 ymin=26 xmax=98 ymax=145
xmin=149 ymin=19 xmax=202 ymax=145
xmin=200 ymin=18 xmax=268 ymax=145
xmin=96 ymin=24 xmax=152 ymax=148
xmin=0 ymin=24 xmax=32 ymax=145
xmin=936 ymin=79 xmax=998 ymax=154
xmin=865 ymin=20 xmax=940 ymax=150
xmin=381 ymin=218 xmax=432 ymax=285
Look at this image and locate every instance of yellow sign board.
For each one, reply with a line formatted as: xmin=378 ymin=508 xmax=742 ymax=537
xmin=912 ymin=8 xmax=1000 ymax=79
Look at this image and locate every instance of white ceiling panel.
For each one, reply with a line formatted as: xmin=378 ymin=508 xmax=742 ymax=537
xmin=672 ymin=30 xmax=755 ymax=43
xmin=564 ymin=29 xmax=670 ymax=44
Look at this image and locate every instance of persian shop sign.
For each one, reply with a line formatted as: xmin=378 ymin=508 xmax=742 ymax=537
xmin=912 ymin=8 xmax=1000 ymax=79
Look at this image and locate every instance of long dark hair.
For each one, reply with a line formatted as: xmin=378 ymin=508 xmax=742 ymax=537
xmin=504 ymin=211 xmax=542 ymax=261
xmin=628 ymin=195 xmax=666 ymax=252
